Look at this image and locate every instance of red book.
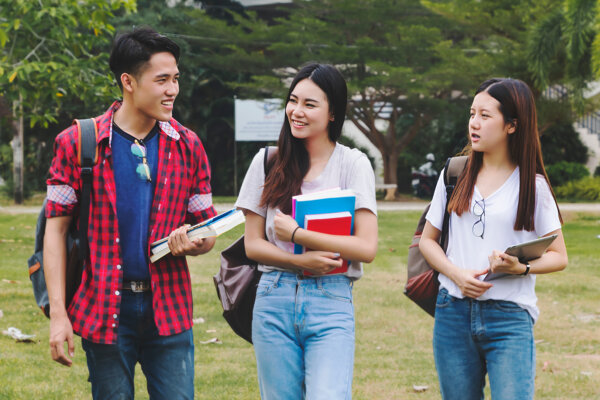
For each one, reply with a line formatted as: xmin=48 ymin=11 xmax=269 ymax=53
xmin=302 ymin=211 xmax=352 ymax=276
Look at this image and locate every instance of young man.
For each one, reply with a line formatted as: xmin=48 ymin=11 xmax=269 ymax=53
xmin=43 ymin=27 xmax=217 ymax=399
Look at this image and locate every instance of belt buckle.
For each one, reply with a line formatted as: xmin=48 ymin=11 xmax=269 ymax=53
xmin=130 ymin=281 xmax=147 ymax=292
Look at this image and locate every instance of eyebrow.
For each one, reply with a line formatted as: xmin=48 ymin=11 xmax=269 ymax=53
xmin=290 ymin=94 xmax=320 ymax=103
xmin=155 ymin=73 xmax=179 ymax=79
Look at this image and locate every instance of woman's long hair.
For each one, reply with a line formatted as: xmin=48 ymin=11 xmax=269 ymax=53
xmin=260 ymin=63 xmax=348 ymax=213
xmin=447 ymin=78 xmax=562 ymax=231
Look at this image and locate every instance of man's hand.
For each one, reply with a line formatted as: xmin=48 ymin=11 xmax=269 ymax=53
xmin=49 ymin=313 xmax=74 ymax=367
xmin=168 ymin=225 xmax=215 ymax=257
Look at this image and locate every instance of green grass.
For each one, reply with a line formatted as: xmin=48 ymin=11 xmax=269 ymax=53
xmin=0 ymin=210 xmax=599 ymax=399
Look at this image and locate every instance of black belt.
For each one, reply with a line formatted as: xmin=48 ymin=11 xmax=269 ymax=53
xmin=121 ymin=280 xmax=151 ymax=292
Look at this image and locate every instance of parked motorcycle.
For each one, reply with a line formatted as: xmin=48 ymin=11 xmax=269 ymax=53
xmin=411 ymin=153 xmax=438 ymax=198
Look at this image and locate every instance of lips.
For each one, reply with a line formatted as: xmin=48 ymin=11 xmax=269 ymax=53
xmin=471 ymin=133 xmax=480 ymax=141
xmin=291 ymin=119 xmax=307 ymax=127
xmin=161 ymin=99 xmax=174 ymax=110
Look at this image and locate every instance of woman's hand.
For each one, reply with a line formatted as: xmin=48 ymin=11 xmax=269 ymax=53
xmin=274 ymin=210 xmax=299 ymax=242
xmin=488 ymin=250 xmax=527 ymax=275
xmin=450 ymin=268 xmax=493 ymax=299
xmin=299 ymin=251 xmax=343 ymax=275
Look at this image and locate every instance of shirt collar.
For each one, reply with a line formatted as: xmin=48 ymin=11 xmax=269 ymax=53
xmin=98 ymin=101 xmax=181 ymax=146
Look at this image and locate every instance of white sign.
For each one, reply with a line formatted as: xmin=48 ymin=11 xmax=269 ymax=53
xmin=235 ymin=99 xmax=284 ymax=141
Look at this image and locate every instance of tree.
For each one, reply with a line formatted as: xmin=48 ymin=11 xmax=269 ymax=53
xmin=0 ymin=0 xmax=135 ymax=203
xmin=189 ymin=0 xmax=492 ymax=196
xmin=527 ymin=0 xmax=599 ymax=111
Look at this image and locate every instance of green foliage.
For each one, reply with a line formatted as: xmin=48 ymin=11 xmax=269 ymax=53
xmin=0 ymin=0 xmax=137 ymax=126
xmin=555 ymin=176 xmax=600 ymax=200
xmin=527 ymin=0 xmax=599 ymax=111
xmin=546 ymin=161 xmax=590 ymax=187
xmin=540 ymin=122 xmax=589 ymax=164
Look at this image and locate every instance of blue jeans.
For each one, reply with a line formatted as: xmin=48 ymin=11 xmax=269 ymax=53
xmin=433 ymin=288 xmax=535 ymax=400
xmin=252 ymin=271 xmax=355 ymax=400
xmin=81 ymin=290 xmax=194 ymax=400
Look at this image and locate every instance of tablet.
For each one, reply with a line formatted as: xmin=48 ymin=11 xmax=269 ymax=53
xmin=483 ymin=234 xmax=558 ymax=281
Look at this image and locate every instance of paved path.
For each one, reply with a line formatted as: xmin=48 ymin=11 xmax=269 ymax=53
xmin=2 ymin=202 xmax=599 ymax=215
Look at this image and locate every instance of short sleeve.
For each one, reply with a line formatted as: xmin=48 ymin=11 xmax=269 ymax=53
xmin=425 ymin=171 xmax=447 ymax=231
xmin=45 ymin=126 xmax=81 ymax=218
xmin=235 ymin=149 xmax=267 ymax=217
xmin=346 ymin=152 xmax=377 ymax=215
xmin=534 ymin=176 xmax=561 ymax=236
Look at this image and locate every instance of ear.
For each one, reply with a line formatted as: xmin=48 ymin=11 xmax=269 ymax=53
xmin=507 ymin=119 xmax=516 ymax=134
xmin=329 ymin=112 xmax=335 ymax=122
xmin=121 ymin=73 xmax=135 ymax=93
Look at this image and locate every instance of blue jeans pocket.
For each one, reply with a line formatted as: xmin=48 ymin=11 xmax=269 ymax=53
xmin=256 ymin=279 xmax=276 ymax=298
xmin=317 ymin=279 xmax=353 ymax=303
xmin=491 ymin=300 xmax=526 ymax=313
xmin=436 ymin=288 xmax=453 ymax=309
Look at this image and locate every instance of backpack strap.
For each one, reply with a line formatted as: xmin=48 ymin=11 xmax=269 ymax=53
xmin=440 ymin=156 xmax=468 ymax=248
xmin=74 ymin=118 xmax=98 ymax=263
xmin=263 ymin=145 xmax=277 ymax=177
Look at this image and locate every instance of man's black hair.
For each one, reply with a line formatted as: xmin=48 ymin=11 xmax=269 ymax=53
xmin=109 ymin=27 xmax=180 ymax=90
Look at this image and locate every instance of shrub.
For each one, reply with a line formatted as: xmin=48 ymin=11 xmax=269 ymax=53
xmin=555 ymin=177 xmax=600 ymax=201
xmin=545 ymin=161 xmax=589 ymax=187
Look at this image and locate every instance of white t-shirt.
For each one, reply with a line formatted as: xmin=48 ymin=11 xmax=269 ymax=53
xmin=235 ymin=143 xmax=377 ymax=279
xmin=426 ymin=166 xmax=561 ymax=322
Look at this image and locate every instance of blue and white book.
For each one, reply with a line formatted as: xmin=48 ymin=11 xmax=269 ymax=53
xmin=291 ymin=188 xmax=356 ymax=255
xmin=150 ymin=208 xmax=245 ymax=263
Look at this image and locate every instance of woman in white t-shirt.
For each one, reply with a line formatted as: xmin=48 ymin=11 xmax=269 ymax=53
xmin=419 ymin=78 xmax=568 ymax=400
xmin=235 ymin=63 xmax=378 ymax=399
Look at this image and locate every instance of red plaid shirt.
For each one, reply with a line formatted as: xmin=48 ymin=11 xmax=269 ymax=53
xmin=46 ymin=101 xmax=217 ymax=344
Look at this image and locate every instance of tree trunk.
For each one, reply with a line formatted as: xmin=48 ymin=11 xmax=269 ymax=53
xmin=382 ymin=148 xmax=399 ymax=200
xmin=11 ymin=98 xmax=24 ymax=204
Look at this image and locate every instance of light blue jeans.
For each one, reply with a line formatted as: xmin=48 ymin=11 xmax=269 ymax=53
xmin=433 ymin=288 xmax=535 ymax=400
xmin=252 ymin=271 xmax=355 ymax=400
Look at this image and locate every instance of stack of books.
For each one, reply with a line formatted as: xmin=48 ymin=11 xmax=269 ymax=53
xmin=150 ymin=209 xmax=245 ymax=263
xmin=292 ymin=188 xmax=356 ymax=275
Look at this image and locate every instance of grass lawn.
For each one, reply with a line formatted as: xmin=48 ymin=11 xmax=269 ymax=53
xmin=0 ymin=209 xmax=599 ymax=399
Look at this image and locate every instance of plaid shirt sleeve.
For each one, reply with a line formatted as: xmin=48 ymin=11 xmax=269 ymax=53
xmin=46 ymin=125 xmax=80 ymax=217
xmin=185 ymin=129 xmax=217 ymax=224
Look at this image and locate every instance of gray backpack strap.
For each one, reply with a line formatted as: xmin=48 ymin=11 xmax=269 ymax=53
xmin=74 ymin=118 xmax=98 ymax=262
xmin=440 ymin=156 xmax=468 ymax=248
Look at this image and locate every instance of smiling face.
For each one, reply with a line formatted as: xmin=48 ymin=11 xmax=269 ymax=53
xmin=124 ymin=51 xmax=179 ymax=122
xmin=285 ymin=78 xmax=333 ymax=141
xmin=469 ymin=91 xmax=515 ymax=153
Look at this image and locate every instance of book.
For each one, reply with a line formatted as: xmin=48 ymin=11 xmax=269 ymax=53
xmin=302 ymin=211 xmax=352 ymax=276
xmin=292 ymin=188 xmax=356 ymax=256
xmin=150 ymin=209 xmax=245 ymax=263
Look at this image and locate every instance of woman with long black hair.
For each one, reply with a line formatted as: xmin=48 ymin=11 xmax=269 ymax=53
xmin=235 ymin=63 xmax=378 ymax=399
xmin=420 ymin=78 xmax=568 ymax=400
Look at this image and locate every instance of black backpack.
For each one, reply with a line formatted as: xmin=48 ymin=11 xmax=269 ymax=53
xmin=27 ymin=118 xmax=98 ymax=318
xmin=404 ymin=156 xmax=468 ymax=316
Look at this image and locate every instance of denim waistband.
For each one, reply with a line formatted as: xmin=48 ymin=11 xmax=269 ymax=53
xmin=261 ymin=270 xmax=353 ymax=286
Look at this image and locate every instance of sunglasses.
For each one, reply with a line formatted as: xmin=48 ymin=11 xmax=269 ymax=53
xmin=472 ymin=198 xmax=485 ymax=239
xmin=130 ymin=139 xmax=151 ymax=182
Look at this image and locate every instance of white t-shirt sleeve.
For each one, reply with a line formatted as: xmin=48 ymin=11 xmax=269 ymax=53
xmin=346 ymin=152 xmax=377 ymax=215
xmin=534 ymin=176 xmax=561 ymax=236
xmin=235 ymin=149 xmax=267 ymax=217
xmin=425 ymin=171 xmax=447 ymax=231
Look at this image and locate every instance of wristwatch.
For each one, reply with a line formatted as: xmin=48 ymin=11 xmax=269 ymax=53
xmin=521 ymin=263 xmax=531 ymax=276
